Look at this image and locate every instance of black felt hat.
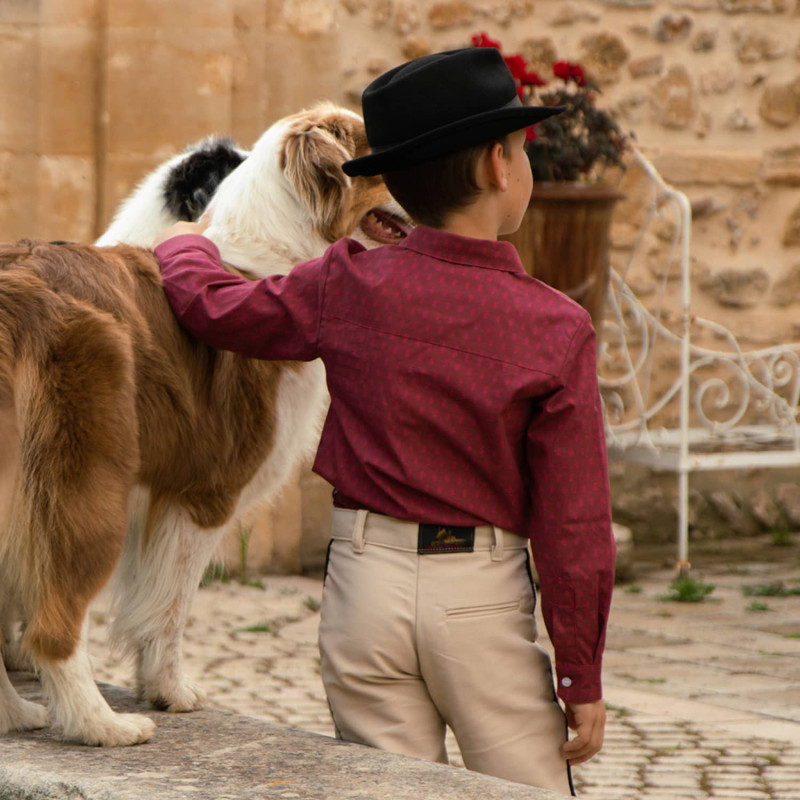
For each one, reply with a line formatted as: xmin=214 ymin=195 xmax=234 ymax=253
xmin=342 ymin=47 xmax=564 ymax=177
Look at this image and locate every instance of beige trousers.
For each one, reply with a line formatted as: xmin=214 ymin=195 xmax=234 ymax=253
xmin=319 ymin=509 xmax=574 ymax=796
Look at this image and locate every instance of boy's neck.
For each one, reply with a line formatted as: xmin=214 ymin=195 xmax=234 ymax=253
xmin=438 ymin=217 xmax=498 ymax=241
xmin=434 ymin=190 xmax=504 ymax=241
xmin=436 ymin=193 xmax=505 ymax=242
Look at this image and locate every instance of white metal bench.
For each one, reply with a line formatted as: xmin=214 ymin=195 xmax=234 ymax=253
xmin=598 ymin=150 xmax=800 ymax=565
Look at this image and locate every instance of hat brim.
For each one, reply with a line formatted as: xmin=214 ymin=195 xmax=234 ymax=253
xmin=343 ymin=104 xmax=564 ymax=177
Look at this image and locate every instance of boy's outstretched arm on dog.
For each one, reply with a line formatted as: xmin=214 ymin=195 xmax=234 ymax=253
xmin=154 ymin=233 xmax=331 ymax=362
xmin=562 ymin=700 xmax=606 ymax=765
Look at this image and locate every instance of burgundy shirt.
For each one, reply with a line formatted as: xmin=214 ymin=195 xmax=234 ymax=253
xmin=155 ymin=227 xmax=615 ymax=704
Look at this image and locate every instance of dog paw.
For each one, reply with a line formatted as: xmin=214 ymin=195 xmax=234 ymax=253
xmin=146 ymin=678 xmax=206 ymax=713
xmin=0 ymin=698 xmax=48 ymax=733
xmin=64 ymin=712 xmax=155 ymax=747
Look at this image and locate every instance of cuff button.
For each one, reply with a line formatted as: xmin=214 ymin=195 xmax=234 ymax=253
xmin=561 ymin=677 xmax=573 ymax=688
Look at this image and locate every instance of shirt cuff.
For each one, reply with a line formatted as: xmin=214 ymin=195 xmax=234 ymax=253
xmin=154 ymin=233 xmax=220 ymax=263
xmin=555 ymin=661 xmax=603 ymax=705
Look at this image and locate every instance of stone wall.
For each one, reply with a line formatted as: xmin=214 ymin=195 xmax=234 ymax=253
xmin=4 ymin=0 xmax=800 ymax=564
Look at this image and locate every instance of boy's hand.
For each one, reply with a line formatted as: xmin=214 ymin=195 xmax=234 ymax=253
xmin=154 ymin=216 xmax=210 ymax=247
xmin=562 ymin=700 xmax=606 ymax=765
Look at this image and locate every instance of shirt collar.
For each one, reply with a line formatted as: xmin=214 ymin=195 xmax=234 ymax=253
xmin=398 ymin=225 xmax=526 ymax=275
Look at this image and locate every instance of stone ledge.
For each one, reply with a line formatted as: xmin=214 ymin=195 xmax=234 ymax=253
xmin=640 ymin=146 xmax=763 ymax=187
xmin=1 ymin=673 xmax=565 ymax=800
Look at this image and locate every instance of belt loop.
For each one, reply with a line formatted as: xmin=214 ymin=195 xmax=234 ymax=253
xmin=351 ymin=509 xmax=368 ymax=554
xmin=491 ymin=526 xmax=504 ymax=562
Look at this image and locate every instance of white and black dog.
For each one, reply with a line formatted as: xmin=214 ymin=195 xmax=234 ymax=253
xmin=0 ymin=104 xmax=409 ymax=746
xmin=97 ymin=135 xmax=248 ymax=248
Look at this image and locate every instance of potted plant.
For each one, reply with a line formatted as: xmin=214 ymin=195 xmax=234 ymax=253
xmin=471 ymin=32 xmax=631 ymax=333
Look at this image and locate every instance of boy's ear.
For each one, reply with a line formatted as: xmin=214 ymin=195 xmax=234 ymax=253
xmin=281 ymin=125 xmax=353 ymax=242
xmin=484 ymin=141 xmax=509 ymax=191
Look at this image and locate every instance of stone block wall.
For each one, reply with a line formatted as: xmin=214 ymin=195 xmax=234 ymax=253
xmin=5 ymin=0 xmax=800 ymax=563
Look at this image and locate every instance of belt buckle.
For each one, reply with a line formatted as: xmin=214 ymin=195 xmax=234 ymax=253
xmin=418 ymin=524 xmax=475 ymax=554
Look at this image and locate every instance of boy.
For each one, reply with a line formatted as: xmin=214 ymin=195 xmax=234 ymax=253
xmin=154 ymin=47 xmax=615 ymax=795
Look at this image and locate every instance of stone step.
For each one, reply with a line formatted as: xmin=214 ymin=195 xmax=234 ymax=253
xmin=1 ymin=673 xmax=564 ymax=800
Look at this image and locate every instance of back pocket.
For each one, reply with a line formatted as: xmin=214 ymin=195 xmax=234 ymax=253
xmin=445 ymin=599 xmax=522 ymax=619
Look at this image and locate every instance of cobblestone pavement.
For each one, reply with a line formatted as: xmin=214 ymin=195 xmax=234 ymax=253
xmin=87 ymin=538 xmax=800 ymax=800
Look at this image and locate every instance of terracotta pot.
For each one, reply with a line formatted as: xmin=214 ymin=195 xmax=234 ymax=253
xmin=502 ymin=181 xmax=624 ymax=338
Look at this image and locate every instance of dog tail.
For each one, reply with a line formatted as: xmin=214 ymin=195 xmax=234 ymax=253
xmin=0 ymin=241 xmax=140 ymax=663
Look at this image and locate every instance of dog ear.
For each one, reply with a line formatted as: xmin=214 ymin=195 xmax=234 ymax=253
xmin=281 ymin=124 xmax=353 ymax=242
xmin=163 ymin=137 xmax=247 ymax=221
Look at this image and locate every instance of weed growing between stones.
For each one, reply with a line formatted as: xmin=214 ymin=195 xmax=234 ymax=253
xmin=198 ymin=524 xmax=266 ymax=589
xmin=303 ymin=597 xmax=321 ymax=612
xmin=767 ymin=525 xmax=794 ymax=547
xmin=233 ymin=521 xmax=265 ymax=589
xmin=200 ymin=561 xmax=230 ymax=586
xmin=239 ymin=622 xmax=273 ymax=633
xmin=618 ymin=674 xmax=667 ymax=684
xmin=659 ymin=574 xmax=716 ymax=603
xmin=742 ymin=580 xmax=800 ymax=597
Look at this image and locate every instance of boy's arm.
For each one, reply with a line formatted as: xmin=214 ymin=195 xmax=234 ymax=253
xmin=153 ymin=229 xmax=325 ymax=362
xmin=525 ymin=317 xmax=615 ymax=748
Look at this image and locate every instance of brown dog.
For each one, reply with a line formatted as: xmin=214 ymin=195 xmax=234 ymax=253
xmin=0 ymin=104 xmax=409 ymax=745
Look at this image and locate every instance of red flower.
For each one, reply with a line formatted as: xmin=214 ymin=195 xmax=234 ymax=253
xmin=520 ymin=69 xmax=547 ymax=87
xmin=553 ymin=60 xmax=588 ymax=87
xmin=570 ymin=64 xmax=587 ymax=87
xmin=553 ymin=61 xmax=572 ymax=81
xmin=503 ymin=54 xmax=529 ymax=81
xmin=471 ymin=32 xmax=502 ymax=49
xmin=525 ymin=126 xmax=538 ymax=142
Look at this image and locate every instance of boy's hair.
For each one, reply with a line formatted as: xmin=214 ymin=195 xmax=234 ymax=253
xmin=383 ymin=137 xmax=509 ymax=229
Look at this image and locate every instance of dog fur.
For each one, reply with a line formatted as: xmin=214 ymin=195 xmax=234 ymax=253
xmin=97 ymin=136 xmax=249 ymax=248
xmin=0 ymin=104 xmax=409 ymax=745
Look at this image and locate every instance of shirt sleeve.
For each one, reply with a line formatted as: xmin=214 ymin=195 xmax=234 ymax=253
xmin=526 ymin=317 xmax=616 ymax=705
xmin=154 ymin=233 xmax=326 ymax=361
